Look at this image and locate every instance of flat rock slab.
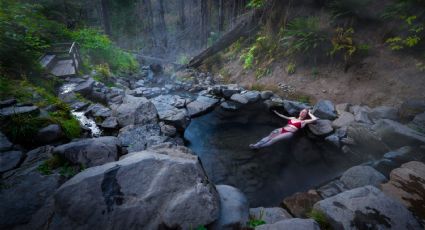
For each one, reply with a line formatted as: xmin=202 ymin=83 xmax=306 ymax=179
xmin=381 ymin=161 xmax=425 ymax=220
xmin=256 ymin=218 xmax=320 ymax=230
xmin=118 ymin=124 xmax=164 ymax=153
xmin=0 ymin=151 xmax=23 ymax=173
xmin=313 ymin=185 xmax=421 ymax=230
xmin=111 ymin=95 xmax=158 ymax=127
xmin=0 ymin=131 xmax=13 ymax=152
xmin=0 ymin=106 xmax=39 ymax=117
xmin=151 ymin=95 xmax=189 ymax=129
xmin=187 ymin=95 xmax=219 ymax=117
xmin=332 ymin=112 xmax=355 ymax=128
xmin=49 ymin=149 xmax=219 ymax=230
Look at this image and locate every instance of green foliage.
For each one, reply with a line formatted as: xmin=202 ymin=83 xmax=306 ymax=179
xmin=1 ymin=114 xmax=48 ymax=144
xmin=329 ymin=27 xmax=357 ymax=64
xmin=240 ymin=35 xmax=277 ymax=71
xmin=177 ymin=54 xmax=190 ymax=65
xmin=247 ymin=0 xmax=267 ymax=9
xmin=38 ymin=155 xmax=81 ymax=177
xmin=195 ymin=226 xmax=207 ymax=230
xmin=286 ymin=62 xmax=296 ymax=75
xmin=71 ymin=28 xmax=139 ymax=74
xmin=307 ymin=210 xmax=332 ymax=230
xmin=280 ymin=17 xmax=328 ymax=56
xmin=240 ymin=46 xmax=256 ymax=69
xmin=383 ymin=0 xmax=425 ymax=50
xmin=58 ymin=118 xmax=81 ymax=139
xmin=328 ymin=0 xmax=371 ymax=19
xmin=0 ymin=0 xmax=69 ymax=76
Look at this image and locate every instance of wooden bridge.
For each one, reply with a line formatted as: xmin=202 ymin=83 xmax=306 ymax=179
xmin=39 ymin=42 xmax=82 ymax=77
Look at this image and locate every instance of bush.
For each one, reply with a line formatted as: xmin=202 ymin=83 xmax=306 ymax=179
xmin=328 ymin=0 xmax=371 ymax=20
xmin=279 ymin=17 xmax=329 ymax=57
xmin=71 ymin=28 xmax=139 ymax=74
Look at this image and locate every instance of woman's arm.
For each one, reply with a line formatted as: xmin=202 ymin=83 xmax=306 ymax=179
xmin=303 ymin=110 xmax=319 ymax=124
xmin=273 ymin=110 xmax=295 ymax=120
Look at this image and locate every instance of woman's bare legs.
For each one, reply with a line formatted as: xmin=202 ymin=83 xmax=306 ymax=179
xmin=250 ymin=129 xmax=294 ymax=149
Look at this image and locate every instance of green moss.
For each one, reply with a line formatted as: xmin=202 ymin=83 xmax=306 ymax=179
xmin=1 ymin=114 xmax=49 ymax=144
xmin=58 ymin=118 xmax=81 ymax=139
xmin=307 ymin=209 xmax=333 ymax=230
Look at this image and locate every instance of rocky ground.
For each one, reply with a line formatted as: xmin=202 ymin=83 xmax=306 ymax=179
xmin=1 ymin=65 xmax=425 ymax=229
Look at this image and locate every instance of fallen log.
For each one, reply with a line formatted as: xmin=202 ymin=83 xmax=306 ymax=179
xmin=186 ymin=9 xmax=263 ymax=68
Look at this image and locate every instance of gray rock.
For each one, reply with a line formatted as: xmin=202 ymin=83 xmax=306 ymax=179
xmin=160 ymin=122 xmax=177 ymax=137
xmin=410 ymin=111 xmax=425 ymax=133
xmin=111 ymin=95 xmax=158 ymax=127
xmin=370 ymin=106 xmax=399 ymax=122
xmin=0 ymin=105 xmax=39 ymax=117
xmin=187 ymin=95 xmax=219 ymax=117
xmin=256 ymin=218 xmax=320 ymax=230
xmin=308 ymin=120 xmax=333 ymax=136
xmin=0 ymin=131 xmax=13 ymax=152
xmin=373 ymin=119 xmax=425 ymax=148
xmin=0 ymin=163 xmax=61 ymax=229
xmin=0 ymin=151 xmax=23 ymax=173
xmin=317 ymin=179 xmax=348 ymax=199
xmin=70 ymin=101 xmax=89 ymax=111
xmin=85 ymin=103 xmax=111 ymax=119
xmin=36 ymin=124 xmax=64 ymax=144
xmin=260 ymin=91 xmax=274 ymax=100
xmin=151 ymin=95 xmax=189 ymax=129
xmin=340 ymin=165 xmax=387 ymax=189
xmin=222 ymin=86 xmax=241 ymax=99
xmin=53 ymin=136 xmax=121 ymax=167
xmin=332 ymin=111 xmax=355 ymax=128
xmin=0 ymin=98 xmax=17 ymax=108
xmin=74 ymin=78 xmax=95 ymax=96
xmin=242 ymin=91 xmax=261 ymax=103
xmin=381 ymin=161 xmax=425 ymax=221
xmin=352 ymin=106 xmax=373 ymax=124
xmin=313 ymin=100 xmax=337 ymax=120
xmin=313 ymin=186 xmax=421 ymax=230
xmin=118 ymin=124 xmax=162 ymax=153
xmin=335 ymin=103 xmax=350 ymax=114
xmin=249 ymin=207 xmax=291 ymax=225
xmin=100 ymin=117 xmax=119 ymax=129
xmin=383 ymin=146 xmax=414 ymax=162
xmin=230 ymin=94 xmax=249 ymax=104
xmin=283 ymin=100 xmax=310 ymax=116
xmin=49 ymin=148 xmax=219 ymax=230
xmin=221 ymin=101 xmax=242 ymax=111
xmin=211 ymin=185 xmax=249 ymax=230
xmin=346 ymin=123 xmax=390 ymax=158
xmin=22 ymin=146 xmax=53 ymax=167
xmin=325 ymin=134 xmax=340 ymax=148
xmin=399 ymin=99 xmax=425 ymax=121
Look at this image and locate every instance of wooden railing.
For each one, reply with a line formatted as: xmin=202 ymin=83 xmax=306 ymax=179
xmin=46 ymin=42 xmax=82 ymax=73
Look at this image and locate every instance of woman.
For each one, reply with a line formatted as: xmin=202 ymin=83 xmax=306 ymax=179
xmin=249 ymin=109 xmax=318 ymax=149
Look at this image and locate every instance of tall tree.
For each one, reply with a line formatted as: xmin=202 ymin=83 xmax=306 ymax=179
xmin=100 ymin=0 xmax=111 ymax=36
xmin=178 ymin=0 xmax=186 ymax=30
xmin=157 ymin=0 xmax=168 ymax=48
xmin=218 ymin=0 xmax=224 ymax=32
xmin=200 ymin=0 xmax=209 ymax=47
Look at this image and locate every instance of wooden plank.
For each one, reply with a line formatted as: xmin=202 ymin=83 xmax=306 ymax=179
xmin=50 ymin=60 xmax=75 ymax=77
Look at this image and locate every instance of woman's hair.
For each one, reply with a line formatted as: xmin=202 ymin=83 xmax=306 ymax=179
xmin=299 ymin=109 xmax=311 ymax=120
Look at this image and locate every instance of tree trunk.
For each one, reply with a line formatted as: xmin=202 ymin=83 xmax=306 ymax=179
xmin=157 ymin=0 xmax=168 ymax=48
xmin=200 ymin=0 xmax=209 ymax=48
xmin=100 ymin=0 xmax=111 ymax=36
xmin=218 ymin=0 xmax=224 ymax=32
xmin=141 ymin=0 xmax=155 ymax=48
xmin=187 ymin=9 xmax=262 ymax=68
xmin=178 ymin=0 xmax=186 ymax=30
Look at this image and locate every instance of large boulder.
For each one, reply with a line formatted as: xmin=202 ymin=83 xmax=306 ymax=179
xmin=340 ymin=165 xmax=387 ymax=189
xmin=370 ymin=106 xmax=399 ymax=122
xmin=332 ymin=111 xmax=355 ymax=128
xmin=283 ymin=100 xmax=310 ymax=116
xmin=151 ymin=95 xmax=189 ymax=129
xmin=100 ymin=117 xmax=119 ymax=129
xmin=118 ymin=124 xmax=165 ymax=153
xmin=111 ymin=95 xmax=158 ymax=127
xmin=0 ymin=131 xmax=13 ymax=152
xmin=36 ymin=124 xmax=64 ymax=144
xmin=352 ymin=105 xmax=373 ymax=124
xmin=0 ymin=162 xmax=62 ymax=229
xmin=410 ymin=112 xmax=425 ymax=133
xmin=74 ymin=78 xmax=95 ymax=96
xmin=230 ymin=94 xmax=249 ymax=104
xmin=308 ymin=120 xmax=333 ymax=136
xmin=313 ymin=186 xmax=421 ymax=230
xmin=381 ymin=161 xmax=425 ymax=220
xmin=211 ymin=185 xmax=249 ymax=230
xmin=313 ymin=100 xmax=337 ymax=120
xmin=48 ymin=148 xmax=219 ymax=230
xmin=256 ymin=218 xmax=320 ymax=230
xmin=53 ymin=136 xmax=122 ymax=167
xmin=249 ymin=207 xmax=292 ymax=225
xmin=373 ymin=119 xmax=425 ymax=148
xmin=0 ymin=150 xmax=23 ymax=173
xmin=317 ymin=179 xmax=348 ymax=199
xmin=282 ymin=190 xmax=322 ymax=218
xmin=345 ymin=122 xmax=390 ymax=158
xmin=187 ymin=95 xmax=219 ymax=117
xmin=399 ymin=99 xmax=425 ymax=121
